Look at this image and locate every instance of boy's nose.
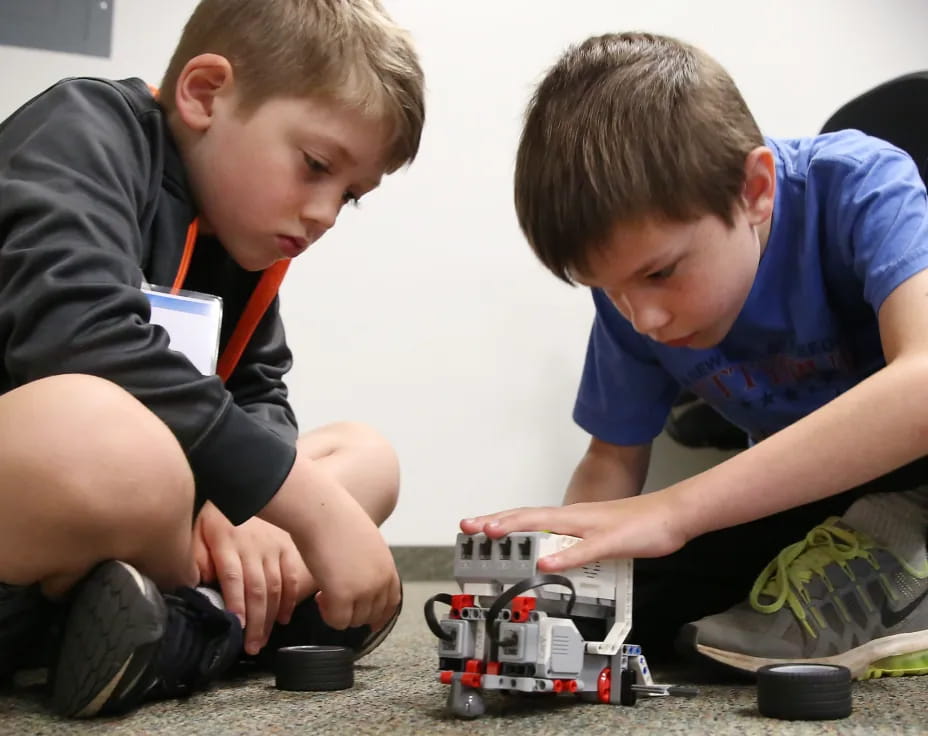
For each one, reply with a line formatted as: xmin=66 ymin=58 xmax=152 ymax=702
xmin=300 ymin=194 xmax=340 ymax=232
xmin=619 ymin=294 xmax=672 ymax=335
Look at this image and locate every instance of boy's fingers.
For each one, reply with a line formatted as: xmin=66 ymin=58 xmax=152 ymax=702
xmin=276 ymin=548 xmax=304 ymax=625
xmin=215 ymin=550 xmax=247 ymax=629
xmin=315 ymin=590 xmax=350 ymax=630
xmin=460 ymin=508 xmax=527 ymax=533
xmin=242 ymin=556 xmax=268 ymax=655
xmin=481 ymin=507 xmax=567 ymax=537
xmin=193 ymin=538 xmax=214 ymax=582
xmin=370 ymin=590 xmax=397 ymax=633
xmin=262 ymin=557 xmax=283 ymax=644
xmin=460 ymin=517 xmax=490 ymax=533
xmin=536 ymin=537 xmax=604 ymax=572
xmin=349 ymin=597 xmax=373 ymax=629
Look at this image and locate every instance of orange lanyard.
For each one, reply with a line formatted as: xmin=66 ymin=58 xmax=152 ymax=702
xmin=170 ymin=219 xmax=291 ymax=383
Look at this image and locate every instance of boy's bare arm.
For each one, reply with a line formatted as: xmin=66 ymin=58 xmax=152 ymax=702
xmin=464 ymin=268 xmax=928 ymax=570
xmin=258 ymin=454 xmax=399 ymax=631
xmin=563 ymin=438 xmax=650 ymax=504
xmin=673 ymin=265 xmax=928 ymax=541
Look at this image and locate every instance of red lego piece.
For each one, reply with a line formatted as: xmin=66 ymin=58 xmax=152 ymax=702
xmin=510 ymin=596 xmax=537 ymax=622
xmin=486 ymin=662 xmax=500 ymax=676
xmin=450 ymin=594 xmax=475 ymax=619
xmin=439 ymin=671 xmax=453 ymax=685
xmin=461 ymin=673 xmax=482 ymax=688
xmin=597 ymin=667 xmax=612 ymax=703
xmin=465 ymin=659 xmax=485 ymax=674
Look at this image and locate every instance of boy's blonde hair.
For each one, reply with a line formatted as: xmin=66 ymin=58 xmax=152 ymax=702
xmin=514 ymin=32 xmax=763 ymax=283
xmin=161 ymin=0 xmax=424 ymax=172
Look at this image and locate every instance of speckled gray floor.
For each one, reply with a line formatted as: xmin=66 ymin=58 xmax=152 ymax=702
xmin=1 ymin=582 xmax=927 ymax=735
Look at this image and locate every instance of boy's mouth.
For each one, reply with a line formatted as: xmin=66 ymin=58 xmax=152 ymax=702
xmin=276 ymin=235 xmax=309 ymax=258
xmin=662 ymin=333 xmax=695 ymax=348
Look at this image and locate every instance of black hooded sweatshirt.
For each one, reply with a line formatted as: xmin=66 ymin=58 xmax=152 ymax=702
xmin=0 ymin=76 xmax=298 ymax=524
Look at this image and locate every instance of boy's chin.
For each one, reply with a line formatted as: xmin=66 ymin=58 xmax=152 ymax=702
xmin=685 ymin=328 xmax=725 ymax=351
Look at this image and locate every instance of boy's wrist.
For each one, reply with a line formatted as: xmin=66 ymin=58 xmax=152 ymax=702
xmin=661 ymin=479 xmax=708 ymax=546
xmin=257 ymin=455 xmax=346 ymax=537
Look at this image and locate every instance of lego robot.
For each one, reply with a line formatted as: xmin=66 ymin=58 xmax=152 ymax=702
xmin=424 ymin=532 xmax=697 ymax=718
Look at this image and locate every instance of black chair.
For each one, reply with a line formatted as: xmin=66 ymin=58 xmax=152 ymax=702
xmin=666 ymin=71 xmax=928 ymax=450
xmin=820 ymin=71 xmax=928 ymax=185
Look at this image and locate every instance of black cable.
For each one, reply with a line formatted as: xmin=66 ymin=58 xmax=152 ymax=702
xmin=423 ymin=592 xmax=456 ymax=641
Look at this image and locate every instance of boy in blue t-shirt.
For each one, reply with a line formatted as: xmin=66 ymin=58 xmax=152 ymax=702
xmin=463 ymin=32 xmax=928 ymax=678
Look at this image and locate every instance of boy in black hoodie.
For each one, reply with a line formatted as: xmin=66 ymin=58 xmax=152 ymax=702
xmin=0 ymin=0 xmax=424 ymax=718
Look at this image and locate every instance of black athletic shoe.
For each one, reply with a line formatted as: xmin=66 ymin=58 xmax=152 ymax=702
xmin=0 ymin=583 xmax=56 ymax=680
xmin=257 ymin=586 xmax=403 ymax=669
xmin=50 ymin=560 xmax=242 ymax=718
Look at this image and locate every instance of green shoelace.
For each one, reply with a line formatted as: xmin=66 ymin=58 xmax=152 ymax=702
xmin=748 ymin=518 xmax=879 ymax=636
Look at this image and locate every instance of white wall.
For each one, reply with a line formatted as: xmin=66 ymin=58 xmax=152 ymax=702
xmin=2 ymin=1 xmax=927 ymax=545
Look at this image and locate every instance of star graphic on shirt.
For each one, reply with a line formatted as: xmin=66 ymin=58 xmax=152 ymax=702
xmin=762 ymin=392 xmax=775 ymax=407
xmin=783 ymin=387 xmax=799 ymax=401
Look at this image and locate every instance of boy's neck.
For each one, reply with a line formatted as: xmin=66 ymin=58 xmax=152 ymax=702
xmin=757 ymin=216 xmax=773 ymax=257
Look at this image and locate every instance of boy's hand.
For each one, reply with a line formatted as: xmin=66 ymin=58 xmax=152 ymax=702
xmin=193 ymin=502 xmax=315 ymax=655
xmin=259 ymin=457 xmax=400 ymax=633
xmin=460 ymin=491 xmax=688 ymax=570
xmin=299 ymin=489 xmax=399 ymax=632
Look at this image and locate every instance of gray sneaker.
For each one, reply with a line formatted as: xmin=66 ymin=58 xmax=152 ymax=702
xmin=677 ymin=517 xmax=928 ymax=679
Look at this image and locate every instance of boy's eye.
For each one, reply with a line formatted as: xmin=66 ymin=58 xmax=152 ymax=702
xmin=303 ymin=153 xmax=328 ymax=174
xmin=647 ymin=263 xmax=676 ymax=281
xmin=304 ymin=153 xmax=360 ymax=207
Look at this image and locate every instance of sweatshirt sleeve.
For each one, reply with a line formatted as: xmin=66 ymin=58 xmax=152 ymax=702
xmin=0 ymin=78 xmax=294 ymax=524
xmin=224 ymin=294 xmax=300 ymax=446
xmin=573 ymin=288 xmax=680 ymax=444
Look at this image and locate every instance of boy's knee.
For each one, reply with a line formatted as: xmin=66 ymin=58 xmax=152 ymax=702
xmin=2 ymin=374 xmax=194 ymax=528
xmin=334 ymin=421 xmax=400 ymax=507
xmin=297 ymin=421 xmax=400 ymax=517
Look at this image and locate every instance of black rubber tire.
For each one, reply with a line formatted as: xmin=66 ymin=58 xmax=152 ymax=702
xmin=275 ymin=645 xmax=354 ymax=691
xmin=619 ymin=669 xmax=638 ymax=706
xmin=756 ymin=663 xmax=852 ymax=720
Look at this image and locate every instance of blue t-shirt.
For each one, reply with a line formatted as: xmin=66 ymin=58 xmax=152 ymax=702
xmin=574 ymin=131 xmax=928 ymax=444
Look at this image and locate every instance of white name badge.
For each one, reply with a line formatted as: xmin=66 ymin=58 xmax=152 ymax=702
xmin=142 ymin=285 xmax=223 ymax=376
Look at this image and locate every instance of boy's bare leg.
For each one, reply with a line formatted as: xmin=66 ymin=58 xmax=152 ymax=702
xmin=0 ymin=374 xmax=196 ymax=597
xmin=296 ymin=420 xmax=400 ymax=526
xmin=0 ymin=375 xmax=244 ymax=718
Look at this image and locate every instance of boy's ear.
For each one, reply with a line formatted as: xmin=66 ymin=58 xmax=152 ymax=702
xmin=173 ymin=53 xmax=235 ymax=132
xmin=741 ymin=146 xmax=776 ymax=224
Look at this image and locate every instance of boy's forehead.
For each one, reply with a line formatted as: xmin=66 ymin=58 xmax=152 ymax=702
xmin=575 ymin=218 xmax=695 ymax=284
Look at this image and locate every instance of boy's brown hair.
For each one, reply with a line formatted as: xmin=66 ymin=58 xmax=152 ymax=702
xmin=161 ymin=0 xmax=425 ymax=173
xmin=514 ymin=32 xmax=763 ymax=283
